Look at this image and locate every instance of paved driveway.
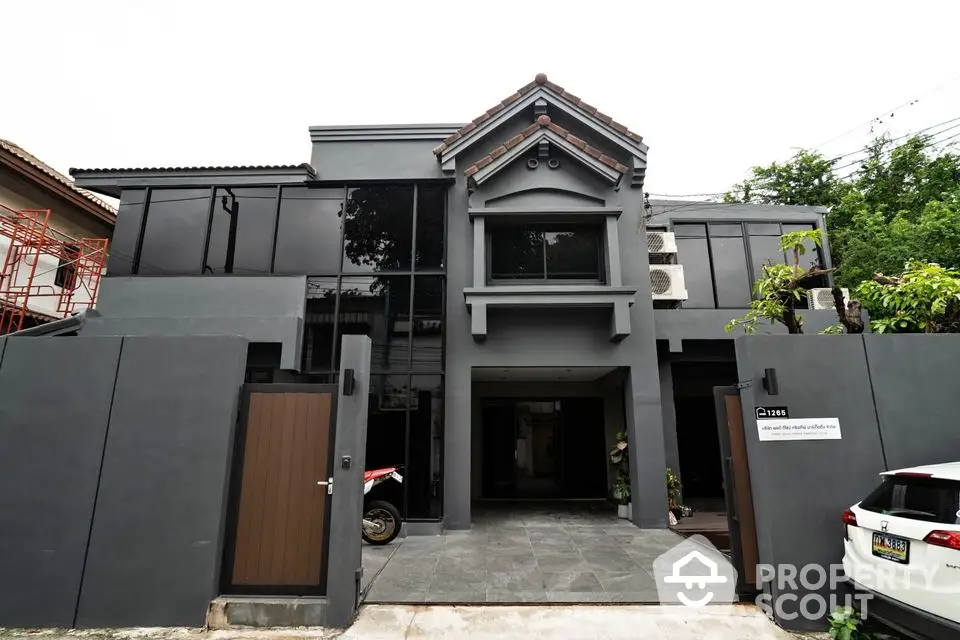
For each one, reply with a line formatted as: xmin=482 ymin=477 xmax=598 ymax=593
xmin=363 ymin=502 xmax=684 ymax=604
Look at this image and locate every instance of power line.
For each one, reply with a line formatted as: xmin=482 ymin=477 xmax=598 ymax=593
xmin=811 ymin=73 xmax=960 ymax=150
xmin=826 ymin=116 xmax=960 ymax=165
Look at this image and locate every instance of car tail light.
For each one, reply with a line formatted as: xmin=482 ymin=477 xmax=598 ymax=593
xmin=894 ymin=472 xmax=933 ymax=478
xmin=924 ymin=530 xmax=960 ymax=550
xmin=842 ymin=509 xmax=857 ymax=540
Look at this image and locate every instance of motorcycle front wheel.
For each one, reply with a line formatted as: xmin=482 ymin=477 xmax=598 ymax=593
xmin=362 ymin=500 xmax=401 ymax=545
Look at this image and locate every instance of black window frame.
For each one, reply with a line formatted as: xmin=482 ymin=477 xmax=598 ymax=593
xmin=672 ymin=220 xmax=825 ymax=309
xmin=485 ymin=220 xmax=606 ymax=284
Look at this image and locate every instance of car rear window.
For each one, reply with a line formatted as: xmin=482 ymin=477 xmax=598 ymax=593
xmin=860 ymin=476 xmax=960 ymax=525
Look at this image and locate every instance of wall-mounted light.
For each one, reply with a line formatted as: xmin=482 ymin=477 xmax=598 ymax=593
xmin=762 ymin=368 xmax=779 ymax=396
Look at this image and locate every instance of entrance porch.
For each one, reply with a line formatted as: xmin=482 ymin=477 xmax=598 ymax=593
xmin=362 ymin=502 xmax=682 ymax=604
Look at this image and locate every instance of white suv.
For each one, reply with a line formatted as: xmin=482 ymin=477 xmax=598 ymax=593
xmin=842 ymin=463 xmax=960 ymax=639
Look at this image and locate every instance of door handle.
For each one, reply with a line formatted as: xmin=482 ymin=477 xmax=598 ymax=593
xmin=316 ymin=477 xmax=334 ymax=495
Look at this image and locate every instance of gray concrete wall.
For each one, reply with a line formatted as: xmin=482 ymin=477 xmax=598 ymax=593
xmin=309 ymin=139 xmax=448 ymax=181
xmin=863 ymin=334 xmax=960 ymax=469
xmin=76 ymin=336 xmax=247 ymax=628
xmin=85 ymin=276 xmax=306 ymax=369
xmin=734 ymin=334 xmax=960 ymax=631
xmin=0 ymin=337 xmax=123 ymax=627
xmin=658 ymin=359 xmax=681 ymax=487
xmin=655 ymin=309 xmax=840 ymax=344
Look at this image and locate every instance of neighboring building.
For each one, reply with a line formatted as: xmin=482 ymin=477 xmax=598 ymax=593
xmin=0 ymin=139 xmax=115 ymax=332
xmin=71 ymin=74 xmax=836 ymax=531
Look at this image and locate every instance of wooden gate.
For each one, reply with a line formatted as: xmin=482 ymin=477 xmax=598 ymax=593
xmin=223 ymin=384 xmax=337 ymax=594
xmin=714 ymin=386 xmax=759 ymax=594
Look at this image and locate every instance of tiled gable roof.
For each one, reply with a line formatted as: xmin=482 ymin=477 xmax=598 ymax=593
xmin=434 ymin=73 xmax=644 ymax=156
xmin=0 ymin=139 xmax=117 ymax=215
xmin=463 ymin=115 xmax=631 ymax=179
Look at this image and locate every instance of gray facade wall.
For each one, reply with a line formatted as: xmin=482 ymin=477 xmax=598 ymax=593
xmin=734 ymin=334 xmax=960 ymax=631
xmin=444 ymin=117 xmax=667 ymax=528
xmin=0 ymin=337 xmax=123 ymax=628
xmin=76 ymin=336 xmax=247 ymax=627
xmin=863 ymin=334 xmax=960 ymax=469
xmin=0 ymin=335 xmax=247 ymax=629
xmin=309 ymin=138 xmax=449 ymax=181
xmin=85 ymin=276 xmax=306 ymax=370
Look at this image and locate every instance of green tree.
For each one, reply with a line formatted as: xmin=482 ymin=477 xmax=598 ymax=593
xmin=725 ymin=230 xmax=828 ymax=334
xmin=725 ymin=134 xmax=960 ymax=283
xmin=724 ymin=150 xmax=848 ymax=208
xmin=835 ymin=188 xmax=960 ymax=287
xmin=856 ymin=260 xmax=960 ymax=333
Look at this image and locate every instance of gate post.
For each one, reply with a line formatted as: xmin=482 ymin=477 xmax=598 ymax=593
xmin=325 ymin=335 xmax=372 ymax=628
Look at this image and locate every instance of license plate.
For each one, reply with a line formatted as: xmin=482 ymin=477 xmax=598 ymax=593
xmin=872 ymin=532 xmax=910 ymax=564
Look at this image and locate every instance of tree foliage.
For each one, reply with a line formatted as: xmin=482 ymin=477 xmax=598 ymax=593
xmin=724 ymin=150 xmax=848 ymax=207
xmin=725 ymin=134 xmax=960 ymax=290
xmin=856 ymin=261 xmax=960 ymax=334
xmin=725 ymin=230 xmax=828 ymax=334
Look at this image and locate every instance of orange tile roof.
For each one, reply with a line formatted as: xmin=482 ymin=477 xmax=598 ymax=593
xmin=0 ymin=139 xmax=117 ymax=216
xmin=434 ymin=73 xmax=644 ymax=156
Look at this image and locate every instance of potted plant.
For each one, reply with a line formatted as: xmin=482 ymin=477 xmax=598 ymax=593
xmin=609 ymin=431 xmax=630 ymax=518
xmin=666 ymin=467 xmax=683 ymax=520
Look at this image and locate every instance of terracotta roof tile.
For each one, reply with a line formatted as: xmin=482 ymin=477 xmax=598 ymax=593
xmin=433 ymin=74 xmax=644 ymax=156
xmin=0 ymin=139 xmax=117 ymax=216
xmin=462 ymin=116 xmax=632 ymax=181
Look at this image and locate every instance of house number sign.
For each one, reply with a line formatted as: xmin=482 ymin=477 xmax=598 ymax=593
xmin=756 ymin=406 xmax=789 ymax=420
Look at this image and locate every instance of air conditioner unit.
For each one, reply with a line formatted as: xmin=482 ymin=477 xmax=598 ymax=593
xmin=809 ymin=287 xmax=849 ymax=310
xmin=646 ymin=231 xmax=677 ymax=254
xmin=649 ymin=264 xmax=688 ymax=300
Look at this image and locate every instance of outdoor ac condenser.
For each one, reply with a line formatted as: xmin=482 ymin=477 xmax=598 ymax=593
xmin=809 ymin=287 xmax=849 ymax=310
xmin=649 ymin=264 xmax=688 ymax=300
xmin=646 ymin=231 xmax=678 ymax=254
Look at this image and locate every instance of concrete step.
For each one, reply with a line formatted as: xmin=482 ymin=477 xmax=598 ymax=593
xmin=207 ymin=596 xmax=328 ymax=628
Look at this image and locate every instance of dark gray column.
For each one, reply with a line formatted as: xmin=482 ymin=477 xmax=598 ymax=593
xmin=625 ymin=364 xmax=669 ymax=528
xmin=442 ymin=362 xmax=472 ymax=529
xmin=658 ymin=357 xmax=681 ymax=501
xmin=326 ymin=335 xmax=372 ymax=628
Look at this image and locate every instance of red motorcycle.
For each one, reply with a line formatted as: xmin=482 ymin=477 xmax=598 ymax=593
xmin=362 ymin=466 xmax=403 ymax=545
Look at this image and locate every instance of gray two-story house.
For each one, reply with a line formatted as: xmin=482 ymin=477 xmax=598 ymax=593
xmin=71 ymin=74 xmax=835 ymax=532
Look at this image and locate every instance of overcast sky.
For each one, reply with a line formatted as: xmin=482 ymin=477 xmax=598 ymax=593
xmin=4 ymin=1 xmax=960 ymax=199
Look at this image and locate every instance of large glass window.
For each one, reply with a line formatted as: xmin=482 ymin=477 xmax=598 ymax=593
xmin=106 ymin=189 xmax=147 ymax=276
xmin=412 ymin=276 xmax=443 ymax=371
xmin=302 ymin=277 xmax=338 ymax=373
xmin=415 ymin=185 xmax=445 ymax=270
xmin=489 ymin=223 xmax=603 ymax=281
xmin=137 ymin=188 xmax=210 ymax=275
xmin=408 ymin=375 xmax=443 ymax=518
xmin=342 ymin=185 xmax=414 ymax=273
xmin=338 ymin=275 xmax=411 ymax=372
xmin=274 ymin=187 xmax=343 ymax=274
xmin=676 ymin=221 xmax=823 ymax=308
xmin=205 ymin=187 xmax=278 ymax=275
xmin=710 ymin=229 xmax=751 ymax=308
xmin=675 ymin=225 xmax=713 ymax=308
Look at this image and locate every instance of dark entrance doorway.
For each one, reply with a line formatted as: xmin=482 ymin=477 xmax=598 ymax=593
xmin=672 ymin=362 xmax=737 ymax=507
xmin=480 ymin=398 xmax=606 ymax=499
xmin=222 ymin=384 xmax=337 ymax=595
